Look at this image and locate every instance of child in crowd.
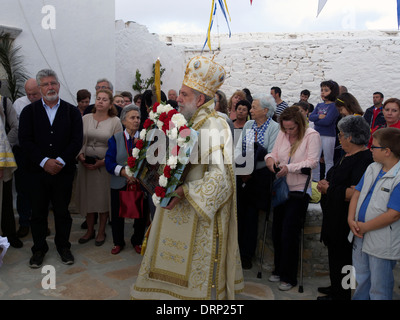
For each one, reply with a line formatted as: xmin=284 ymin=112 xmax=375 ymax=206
xmin=309 ymin=80 xmax=340 ymax=181
xmin=348 ymin=127 xmax=400 ymax=300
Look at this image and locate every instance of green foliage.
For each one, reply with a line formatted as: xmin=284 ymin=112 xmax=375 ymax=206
xmin=0 ymin=33 xmax=29 ymax=102
xmin=132 ymin=63 xmax=166 ymax=94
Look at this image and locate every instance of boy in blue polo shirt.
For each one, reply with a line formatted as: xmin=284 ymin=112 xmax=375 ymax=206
xmin=348 ymin=127 xmax=400 ymax=300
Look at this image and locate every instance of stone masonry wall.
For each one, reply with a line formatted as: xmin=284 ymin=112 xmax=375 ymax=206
xmin=160 ymin=30 xmax=400 ymax=110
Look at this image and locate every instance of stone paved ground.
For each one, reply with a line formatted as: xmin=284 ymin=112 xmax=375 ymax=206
xmin=1 ymin=213 xmax=399 ymax=301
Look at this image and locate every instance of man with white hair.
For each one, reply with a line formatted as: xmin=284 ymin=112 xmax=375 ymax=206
xmin=19 ymin=69 xmax=83 ymax=268
xmin=167 ymin=89 xmax=178 ymax=101
xmin=131 ymin=56 xmax=244 ymax=300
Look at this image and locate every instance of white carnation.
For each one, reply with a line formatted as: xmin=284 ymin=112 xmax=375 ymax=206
xmin=159 ymin=175 xmax=168 ymax=187
xmin=149 ymin=111 xmax=156 ymax=121
xmin=158 ymin=104 xmax=173 ymax=114
xmin=140 ymin=129 xmax=147 ymax=140
xmin=167 ymin=155 xmax=178 ymax=169
xmin=132 ymin=148 xmax=140 ymax=158
xmin=125 ymin=166 xmax=133 ymax=177
xmin=152 ymin=194 xmax=161 ymax=205
xmin=177 ymin=136 xmax=187 ymax=147
xmin=171 ymin=114 xmax=187 ymax=128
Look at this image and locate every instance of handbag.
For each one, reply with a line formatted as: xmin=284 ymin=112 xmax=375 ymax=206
xmin=271 ymin=176 xmax=289 ymax=207
xmin=119 ymin=183 xmax=144 ymax=219
xmin=84 ymin=155 xmax=97 ymax=164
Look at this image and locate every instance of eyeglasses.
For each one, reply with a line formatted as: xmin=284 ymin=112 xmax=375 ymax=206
xmin=40 ymin=81 xmax=58 ymax=88
xmin=337 ymin=132 xmax=345 ymax=139
xmin=95 ymin=86 xmax=110 ymax=90
xmin=370 ymin=145 xmax=385 ymax=150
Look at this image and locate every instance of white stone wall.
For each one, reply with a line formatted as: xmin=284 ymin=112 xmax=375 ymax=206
xmin=115 ymin=20 xmax=185 ymax=99
xmin=158 ymin=30 xmax=400 ymax=110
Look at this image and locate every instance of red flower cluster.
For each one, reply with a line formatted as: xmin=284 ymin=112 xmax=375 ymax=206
xmin=155 ymin=186 xmax=166 ymax=198
xmin=152 ymin=102 xmax=160 ymax=113
xmin=163 ymin=165 xmax=172 ymax=179
xmin=179 ymin=125 xmax=190 ymax=138
xmin=127 ymin=156 xmax=136 ymax=168
xmin=158 ymin=109 xmax=179 ymax=134
xmin=135 ymin=139 xmax=144 ymax=150
xmin=143 ymin=118 xmax=154 ymax=130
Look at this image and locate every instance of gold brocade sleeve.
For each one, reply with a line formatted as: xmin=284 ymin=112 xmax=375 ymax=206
xmin=183 ymin=146 xmax=233 ymax=223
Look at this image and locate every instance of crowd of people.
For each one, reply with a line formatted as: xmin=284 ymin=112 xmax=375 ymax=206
xmin=0 ymin=60 xmax=399 ymax=300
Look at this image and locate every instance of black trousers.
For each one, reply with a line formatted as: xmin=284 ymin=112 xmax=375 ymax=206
xmin=110 ymin=186 xmax=148 ymax=247
xmin=327 ymin=238 xmax=352 ymax=300
xmin=272 ymin=193 xmax=309 ymax=286
xmin=1 ymin=179 xmax=17 ymax=238
xmin=236 ymin=167 xmax=273 ymax=260
xmin=29 ymin=171 xmax=74 ymax=254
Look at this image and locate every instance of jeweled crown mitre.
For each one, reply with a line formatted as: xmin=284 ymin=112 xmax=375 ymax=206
xmin=182 ymin=56 xmax=226 ymax=97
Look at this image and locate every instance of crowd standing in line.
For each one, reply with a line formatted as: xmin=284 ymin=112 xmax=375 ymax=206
xmin=0 ymin=63 xmax=399 ymax=300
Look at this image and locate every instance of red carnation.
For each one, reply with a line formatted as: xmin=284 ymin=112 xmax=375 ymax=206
xmin=163 ymin=165 xmax=172 ymax=178
xmin=179 ymin=125 xmax=190 ymax=138
xmin=143 ymin=119 xmax=154 ymax=130
xmin=127 ymin=156 xmax=136 ymax=168
xmin=135 ymin=139 xmax=144 ymax=150
xmin=162 ymin=124 xmax=169 ymax=134
xmin=155 ymin=186 xmax=166 ymax=198
xmin=168 ymin=109 xmax=178 ymax=118
xmin=159 ymin=112 xmax=169 ymax=123
xmin=152 ymin=102 xmax=160 ymax=113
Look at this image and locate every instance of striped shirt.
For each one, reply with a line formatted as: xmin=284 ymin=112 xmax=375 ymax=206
xmin=275 ymin=101 xmax=289 ymax=118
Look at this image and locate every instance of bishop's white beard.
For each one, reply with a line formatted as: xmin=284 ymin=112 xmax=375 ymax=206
xmin=178 ymin=99 xmax=198 ymax=122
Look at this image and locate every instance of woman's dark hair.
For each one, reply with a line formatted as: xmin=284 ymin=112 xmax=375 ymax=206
xmin=77 ymin=89 xmax=91 ymax=102
xmin=242 ymin=88 xmax=253 ymax=104
xmin=292 ymin=101 xmax=309 ymax=113
xmin=235 ymin=99 xmax=251 ymax=113
xmin=215 ymin=90 xmax=228 ymax=115
xmin=320 ymin=80 xmax=339 ymax=102
xmin=383 ymin=97 xmax=400 ymax=110
xmin=335 ymin=92 xmax=364 ymax=115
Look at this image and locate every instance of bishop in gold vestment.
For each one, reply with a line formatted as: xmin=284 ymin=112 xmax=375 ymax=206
xmin=131 ymin=56 xmax=244 ymax=300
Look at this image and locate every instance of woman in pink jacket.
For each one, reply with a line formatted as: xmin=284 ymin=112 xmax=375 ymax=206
xmin=265 ymin=106 xmax=321 ymax=291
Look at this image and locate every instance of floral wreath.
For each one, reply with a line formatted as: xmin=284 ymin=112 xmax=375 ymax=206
xmin=125 ymin=102 xmax=192 ymax=205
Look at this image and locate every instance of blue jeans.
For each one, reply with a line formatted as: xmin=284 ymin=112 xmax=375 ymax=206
xmin=352 ymin=236 xmax=397 ymax=300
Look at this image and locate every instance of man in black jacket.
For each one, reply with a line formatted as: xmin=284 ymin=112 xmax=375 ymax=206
xmin=363 ymin=92 xmax=386 ymax=130
xmin=19 ymin=69 xmax=83 ymax=268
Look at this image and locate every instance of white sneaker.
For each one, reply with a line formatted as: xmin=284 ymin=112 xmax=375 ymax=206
xmin=268 ymin=274 xmax=280 ymax=282
xmin=278 ymin=282 xmax=293 ymax=291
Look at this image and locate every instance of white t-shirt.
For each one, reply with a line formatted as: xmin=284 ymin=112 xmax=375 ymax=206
xmin=12 ymin=96 xmax=31 ymax=119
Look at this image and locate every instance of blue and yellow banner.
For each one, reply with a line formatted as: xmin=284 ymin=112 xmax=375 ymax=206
xmin=202 ymin=0 xmax=231 ymax=52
